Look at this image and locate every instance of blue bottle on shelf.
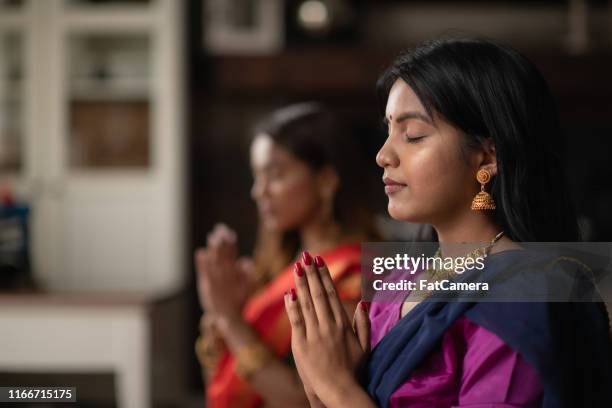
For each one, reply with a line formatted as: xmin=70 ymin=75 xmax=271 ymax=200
xmin=0 ymin=188 xmax=33 ymax=290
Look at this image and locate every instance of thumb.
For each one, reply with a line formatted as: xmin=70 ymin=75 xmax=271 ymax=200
xmin=353 ymin=301 xmax=371 ymax=353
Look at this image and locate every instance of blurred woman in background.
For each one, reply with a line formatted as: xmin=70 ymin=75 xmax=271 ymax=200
xmin=194 ymin=102 xmax=379 ymax=408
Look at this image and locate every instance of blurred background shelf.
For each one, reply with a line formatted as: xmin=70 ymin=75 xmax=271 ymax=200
xmin=0 ymin=289 xmax=192 ymax=408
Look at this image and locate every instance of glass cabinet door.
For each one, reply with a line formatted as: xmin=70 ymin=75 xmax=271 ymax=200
xmin=2 ymin=0 xmax=184 ymax=294
xmin=0 ymin=31 xmax=24 ymax=173
xmin=67 ymin=33 xmax=151 ymax=169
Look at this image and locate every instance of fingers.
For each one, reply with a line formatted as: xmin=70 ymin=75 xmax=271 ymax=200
xmin=314 ymin=255 xmax=349 ymax=326
xmin=284 ymin=288 xmax=306 ymax=340
xmin=218 ymin=223 xmax=237 ymax=241
xmin=207 ymin=223 xmax=238 ymax=261
xmin=194 ymin=248 xmax=211 ymax=280
xmin=194 ymin=248 xmax=205 ymax=273
xmin=207 ymin=223 xmax=237 ymax=246
xmin=202 ymin=224 xmax=240 ymax=284
xmin=237 ymin=257 xmax=255 ymax=277
xmin=202 ymin=231 xmax=222 ymax=279
xmin=197 ymin=248 xmax=221 ymax=282
xmin=194 ymin=250 xmax=217 ymax=290
xmin=301 ymin=252 xmax=336 ymax=330
xmin=194 ymin=249 xmax=214 ymax=312
xmin=353 ymin=302 xmax=371 ymax=353
xmin=293 ymin=261 xmax=319 ymax=333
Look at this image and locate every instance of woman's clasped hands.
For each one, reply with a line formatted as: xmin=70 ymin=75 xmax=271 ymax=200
xmin=284 ymin=251 xmax=375 ymax=407
xmin=195 ymin=223 xmax=255 ymax=323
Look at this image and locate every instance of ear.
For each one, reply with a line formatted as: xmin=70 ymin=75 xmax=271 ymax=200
xmin=477 ymin=138 xmax=498 ymax=176
xmin=316 ymin=165 xmax=339 ymax=199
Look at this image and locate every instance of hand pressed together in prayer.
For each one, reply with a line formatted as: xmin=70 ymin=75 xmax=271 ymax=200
xmin=195 ymin=223 xmax=255 ymax=322
xmin=284 ymin=251 xmax=376 ymax=407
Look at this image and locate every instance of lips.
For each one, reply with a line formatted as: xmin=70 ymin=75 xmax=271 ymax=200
xmin=383 ymin=176 xmax=407 ymax=194
xmin=258 ymin=204 xmax=274 ymax=215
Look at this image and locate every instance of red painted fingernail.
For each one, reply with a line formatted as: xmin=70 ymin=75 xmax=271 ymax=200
xmin=360 ymin=301 xmax=370 ymax=311
xmin=294 ymin=262 xmax=304 ymax=277
xmin=314 ymin=255 xmax=325 ymax=267
xmin=290 ymin=288 xmax=297 ymax=301
xmin=302 ymin=251 xmax=312 ymax=266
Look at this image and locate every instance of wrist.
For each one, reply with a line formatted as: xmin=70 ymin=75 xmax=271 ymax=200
xmin=234 ymin=341 xmax=274 ymax=380
xmin=318 ymin=371 xmax=360 ymax=407
xmin=216 ymin=313 xmax=246 ymax=336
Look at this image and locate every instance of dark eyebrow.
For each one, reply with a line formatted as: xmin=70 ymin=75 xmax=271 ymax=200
xmin=383 ymin=111 xmax=433 ymax=126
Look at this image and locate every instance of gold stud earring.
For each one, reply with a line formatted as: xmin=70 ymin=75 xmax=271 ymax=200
xmin=471 ymin=169 xmax=496 ymax=210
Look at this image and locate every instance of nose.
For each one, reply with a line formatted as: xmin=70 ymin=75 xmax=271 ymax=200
xmin=251 ymin=176 xmax=268 ymax=201
xmin=376 ymin=137 xmax=399 ymax=169
xmin=251 ymin=178 xmax=263 ymax=201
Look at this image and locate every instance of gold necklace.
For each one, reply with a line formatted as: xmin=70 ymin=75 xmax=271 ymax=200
xmin=426 ymin=230 xmax=505 ymax=281
xmin=402 ymin=231 xmax=505 ymax=302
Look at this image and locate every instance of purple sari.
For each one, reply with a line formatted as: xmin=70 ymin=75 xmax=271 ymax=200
xmin=365 ymin=249 xmax=612 ymax=408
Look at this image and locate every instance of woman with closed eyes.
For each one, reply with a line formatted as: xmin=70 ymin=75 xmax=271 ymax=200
xmin=284 ymin=39 xmax=612 ymax=408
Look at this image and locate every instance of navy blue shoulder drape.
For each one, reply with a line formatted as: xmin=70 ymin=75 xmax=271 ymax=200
xmin=366 ymin=250 xmax=612 ymax=408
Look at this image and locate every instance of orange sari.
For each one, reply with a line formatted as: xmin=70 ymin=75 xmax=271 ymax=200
xmin=207 ymin=242 xmax=362 ymax=408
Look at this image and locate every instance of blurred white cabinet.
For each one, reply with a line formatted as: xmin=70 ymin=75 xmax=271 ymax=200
xmin=0 ymin=0 xmax=185 ymax=293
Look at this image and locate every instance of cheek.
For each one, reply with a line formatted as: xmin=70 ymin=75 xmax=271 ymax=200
xmin=412 ymin=152 xmax=464 ymax=200
xmin=389 ymin=142 xmax=473 ymax=222
xmin=268 ymin=175 xmax=319 ymax=228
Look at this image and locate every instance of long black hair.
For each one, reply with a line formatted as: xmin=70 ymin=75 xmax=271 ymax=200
xmin=377 ymin=38 xmax=581 ymax=242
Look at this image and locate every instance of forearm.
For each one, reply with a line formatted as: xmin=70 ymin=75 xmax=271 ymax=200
xmin=217 ymin=316 xmax=310 ymax=408
xmin=251 ymin=357 xmax=312 ymax=408
xmin=317 ymin=373 xmax=378 ymax=408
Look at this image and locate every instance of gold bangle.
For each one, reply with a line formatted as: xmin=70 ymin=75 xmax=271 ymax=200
xmin=234 ymin=341 xmax=274 ymax=380
xmin=195 ymin=335 xmax=223 ymax=371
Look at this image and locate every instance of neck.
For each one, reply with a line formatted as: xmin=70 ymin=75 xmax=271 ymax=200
xmin=299 ymin=214 xmax=344 ymax=255
xmin=433 ymin=208 xmax=502 ymax=256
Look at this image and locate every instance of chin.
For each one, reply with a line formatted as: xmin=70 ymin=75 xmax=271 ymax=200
xmin=387 ymin=202 xmax=408 ymax=221
xmin=261 ymin=216 xmax=281 ymax=230
xmin=265 ymin=217 xmax=299 ymax=233
xmin=387 ymin=201 xmax=423 ymax=223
